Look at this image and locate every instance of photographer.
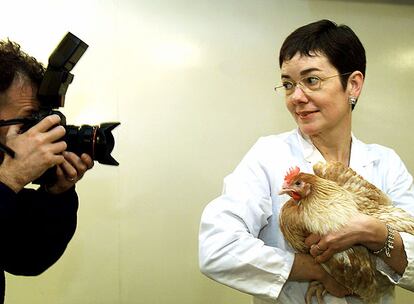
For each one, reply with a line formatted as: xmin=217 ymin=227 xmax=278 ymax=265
xmin=0 ymin=39 xmax=93 ymax=302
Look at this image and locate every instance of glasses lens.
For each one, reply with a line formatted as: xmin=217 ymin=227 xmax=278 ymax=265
xmin=280 ymin=81 xmax=294 ymax=95
xmin=301 ymin=76 xmax=321 ymax=91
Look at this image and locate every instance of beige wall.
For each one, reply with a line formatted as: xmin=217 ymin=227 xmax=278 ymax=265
xmin=1 ymin=0 xmax=414 ymax=303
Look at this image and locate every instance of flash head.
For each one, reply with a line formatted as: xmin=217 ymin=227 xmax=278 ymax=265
xmin=37 ymin=32 xmax=89 ymax=108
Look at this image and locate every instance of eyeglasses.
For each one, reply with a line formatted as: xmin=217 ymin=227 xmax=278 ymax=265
xmin=274 ymin=72 xmax=352 ymax=96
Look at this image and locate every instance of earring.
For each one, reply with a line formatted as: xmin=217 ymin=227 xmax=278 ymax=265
xmin=349 ymin=96 xmax=357 ymax=106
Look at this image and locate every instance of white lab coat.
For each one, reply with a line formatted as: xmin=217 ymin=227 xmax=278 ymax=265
xmin=199 ymin=129 xmax=414 ymax=303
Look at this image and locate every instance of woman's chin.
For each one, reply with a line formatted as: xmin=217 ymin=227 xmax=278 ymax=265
xmin=298 ymin=124 xmax=321 ymax=137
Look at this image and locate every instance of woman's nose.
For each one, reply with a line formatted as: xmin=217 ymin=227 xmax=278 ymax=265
xmin=289 ymin=85 xmax=309 ymax=104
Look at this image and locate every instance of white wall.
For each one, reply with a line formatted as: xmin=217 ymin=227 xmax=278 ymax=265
xmin=1 ymin=0 xmax=414 ymax=303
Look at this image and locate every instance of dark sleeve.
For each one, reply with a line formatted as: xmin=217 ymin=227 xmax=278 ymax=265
xmin=0 ymin=183 xmax=78 ymax=276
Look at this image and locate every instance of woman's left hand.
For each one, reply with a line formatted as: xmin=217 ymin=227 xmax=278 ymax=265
xmin=305 ymin=213 xmax=375 ymax=263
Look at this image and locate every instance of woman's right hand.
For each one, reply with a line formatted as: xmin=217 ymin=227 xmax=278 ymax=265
xmin=289 ymin=253 xmax=351 ymax=298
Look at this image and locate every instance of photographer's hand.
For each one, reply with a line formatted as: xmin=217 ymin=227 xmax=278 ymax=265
xmin=0 ymin=114 xmax=67 ymax=193
xmin=45 ymin=152 xmax=94 ymax=194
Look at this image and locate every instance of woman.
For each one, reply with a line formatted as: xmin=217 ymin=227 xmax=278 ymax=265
xmin=198 ymin=20 xmax=414 ymax=303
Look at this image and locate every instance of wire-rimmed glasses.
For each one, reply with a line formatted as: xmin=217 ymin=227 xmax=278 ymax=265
xmin=274 ymin=72 xmax=352 ymax=96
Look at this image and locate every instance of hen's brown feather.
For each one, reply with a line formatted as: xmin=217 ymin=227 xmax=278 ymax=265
xmin=313 ymin=161 xmax=392 ymax=207
xmin=279 ymin=200 xmax=308 ymax=253
xmin=314 ymin=161 xmax=414 ymax=233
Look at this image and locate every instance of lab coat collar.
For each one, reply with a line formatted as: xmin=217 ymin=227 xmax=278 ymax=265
xmin=295 ymin=128 xmax=379 ymax=168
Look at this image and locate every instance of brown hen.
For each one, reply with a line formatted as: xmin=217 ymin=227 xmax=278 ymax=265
xmin=279 ymin=161 xmax=414 ymax=303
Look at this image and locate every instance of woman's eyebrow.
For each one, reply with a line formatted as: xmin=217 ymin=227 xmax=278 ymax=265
xmin=281 ymin=68 xmax=323 ymax=79
xmin=299 ymin=68 xmax=322 ymax=75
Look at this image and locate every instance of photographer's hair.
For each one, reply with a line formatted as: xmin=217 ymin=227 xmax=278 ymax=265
xmin=279 ymin=19 xmax=366 ymax=90
xmin=0 ymin=39 xmax=44 ymax=105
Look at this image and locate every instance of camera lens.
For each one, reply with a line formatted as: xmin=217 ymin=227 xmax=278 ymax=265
xmin=64 ymin=122 xmax=120 ymax=165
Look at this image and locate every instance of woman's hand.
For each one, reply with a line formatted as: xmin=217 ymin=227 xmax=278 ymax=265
xmin=305 ymin=213 xmax=408 ymax=275
xmin=289 ymin=253 xmax=351 ymax=298
xmin=305 ymin=214 xmax=377 ymax=263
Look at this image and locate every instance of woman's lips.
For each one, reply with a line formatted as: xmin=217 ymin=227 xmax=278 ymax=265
xmin=296 ymin=110 xmax=319 ymax=119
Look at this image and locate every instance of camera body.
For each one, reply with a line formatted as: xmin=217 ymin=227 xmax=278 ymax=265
xmin=24 ymin=32 xmax=119 ymax=183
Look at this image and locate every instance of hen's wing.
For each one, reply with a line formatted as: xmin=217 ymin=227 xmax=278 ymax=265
xmin=280 ymin=199 xmax=309 ymax=253
xmin=313 ymin=161 xmax=414 ymax=233
xmin=313 ymin=161 xmax=392 ymax=208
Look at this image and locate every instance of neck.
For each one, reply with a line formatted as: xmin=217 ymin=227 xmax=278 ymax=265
xmin=309 ymin=128 xmax=352 ymax=166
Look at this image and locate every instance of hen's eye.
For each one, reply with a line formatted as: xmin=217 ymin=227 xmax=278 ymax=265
xmin=294 ymin=180 xmax=301 ymax=186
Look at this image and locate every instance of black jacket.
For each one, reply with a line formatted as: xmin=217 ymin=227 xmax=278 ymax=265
xmin=0 ymin=183 xmax=78 ymax=303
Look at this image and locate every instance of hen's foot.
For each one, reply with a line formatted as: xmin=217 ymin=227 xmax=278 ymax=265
xmin=305 ymin=281 xmax=327 ymax=304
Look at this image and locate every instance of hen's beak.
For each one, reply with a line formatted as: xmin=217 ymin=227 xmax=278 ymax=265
xmin=279 ymin=183 xmax=291 ymax=195
xmin=279 ymin=189 xmax=291 ymax=196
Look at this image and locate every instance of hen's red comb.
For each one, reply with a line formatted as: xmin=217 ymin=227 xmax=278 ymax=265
xmin=284 ymin=166 xmax=300 ymax=184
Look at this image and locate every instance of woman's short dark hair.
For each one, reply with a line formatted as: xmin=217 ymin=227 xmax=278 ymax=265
xmin=0 ymin=39 xmax=44 ymax=93
xmin=279 ymin=19 xmax=366 ymax=89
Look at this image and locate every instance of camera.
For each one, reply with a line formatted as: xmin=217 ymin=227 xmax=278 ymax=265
xmin=35 ymin=32 xmax=120 ymax=164
xmin=0 ymin=32 xmax=120 ymax=184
